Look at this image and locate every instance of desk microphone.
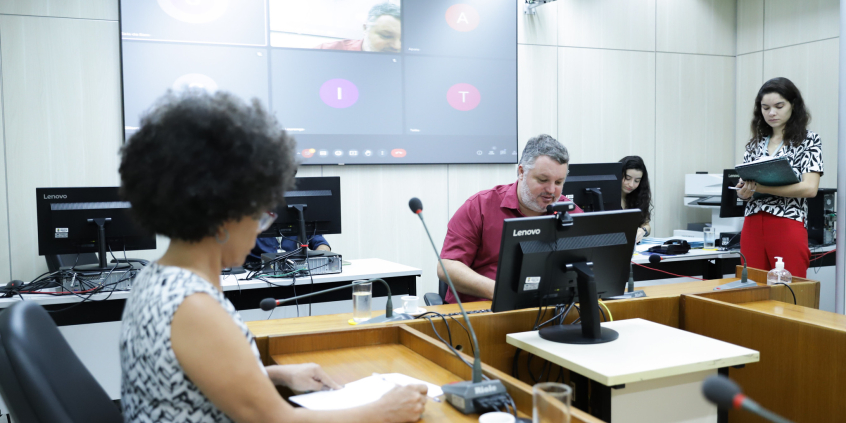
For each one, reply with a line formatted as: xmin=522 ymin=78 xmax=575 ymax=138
xmin=702 ymin=375 xmax=793 ymax=423
xmin=712 ymin=250 xmax=751 ymax=291
xmin=408 ymin=197 xmax=507 ymax=415
xmin=259 ymin=279 xmax=414 ymax=325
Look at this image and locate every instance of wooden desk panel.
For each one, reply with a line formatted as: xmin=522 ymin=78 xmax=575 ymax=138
xmin=681 ymin=295 xmax=846 ymax=423
xmin=267 ymin=324 xmax=603 ymax=423
xmin=737 ymin=300 xmax=846 ymax=331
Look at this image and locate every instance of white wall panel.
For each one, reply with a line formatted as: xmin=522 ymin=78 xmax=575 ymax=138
xmin=558 ymin=47 xmax=656 ymax=176
xmin=0 ymin=16 xmax=123 ymax=280
xmin=657 ymin=0 xmax=736 ymax=56
xmin=655 ymin=53 xmax=735 ymax=237
xmin=518 ymin=0 xmax=558 ymax=46
xmin=736 ymin=0 xmax=764 ymax=55
xmin=763 ymin=0 xmax=839 ymax=50
xmin=558 ymin=0 xmax=656 ymax=51
xmin=518 ymin=44 xmax=558 ymax=159
xmin=735 ymin=52 xmax=764 ymax=163
xmin=447 ymin=165 xmax=516 ymax=219
xmin=0 ymin=56 xmax=9 ymax=282
xmin=763 ymin=38 xmax=839 ymax=190
xmin=0 ymin=0 xmax=117 ymax=20
xmin=320 ymin=165 xmax=448 ymax=297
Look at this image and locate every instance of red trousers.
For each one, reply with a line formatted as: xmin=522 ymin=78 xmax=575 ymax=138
xmin=740 ymin=212 xmax=810 ymax=278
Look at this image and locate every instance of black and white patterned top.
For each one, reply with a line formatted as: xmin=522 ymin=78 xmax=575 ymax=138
xmin=120 ymin=263 xmax=264 ymax=423
xmin=742 ymin=130 xmax=824 ymax=225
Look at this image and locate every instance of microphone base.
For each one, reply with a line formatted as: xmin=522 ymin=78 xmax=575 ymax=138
xmin=607 ymin=290 xmax=647 ymax=300
xmin=713 ymin=279 xmax=757 ymax=291
xmin=442 ymin=379 xmax=508 ymax=414
xmin=357 ymin=312 xmax=416 ymax=325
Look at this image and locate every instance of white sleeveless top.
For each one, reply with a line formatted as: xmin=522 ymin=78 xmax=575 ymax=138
xmin=120 ymin=263 xmax=264 ymax=422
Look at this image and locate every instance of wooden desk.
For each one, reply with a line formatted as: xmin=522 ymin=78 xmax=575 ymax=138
xmin=248 ymin=271 xmax=823 ymax=423
xmin=266 ymin=324 xmax=584 ymax=422
xmin=681 ymin=294 xmax=846 ymax=423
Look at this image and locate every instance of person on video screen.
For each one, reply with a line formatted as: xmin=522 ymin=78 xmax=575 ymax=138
xmin=315 ymin=3 xmax=401 ymax=53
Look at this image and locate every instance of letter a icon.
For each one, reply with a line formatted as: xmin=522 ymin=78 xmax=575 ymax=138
xmin=457 ymin=12 xmax=469 ymax=24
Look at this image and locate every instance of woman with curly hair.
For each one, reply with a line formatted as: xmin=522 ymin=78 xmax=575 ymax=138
xmin=119 ymin=90 xmax=427 ymax=423
xmin=735 ymin=77 xmax=823 ymax=278
xmin=618 ymin=156 xmax=652 ymax=243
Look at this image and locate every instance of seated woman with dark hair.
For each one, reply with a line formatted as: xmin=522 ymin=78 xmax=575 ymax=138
xmin=618 ymin=156 xmax=653 ymax=243
xmin=119 ymin=90 xmax=427 ymax=423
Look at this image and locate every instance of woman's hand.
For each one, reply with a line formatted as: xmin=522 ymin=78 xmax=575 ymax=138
xmin=372 ymin=385 xmax=428 ymax=423
xmin=736 ymin=178 xmax=757 ymax=200
xmin=268 ymin=363 xmax=342 ymax=392
xmin=635 ymin=227 xmax=645 ymax=244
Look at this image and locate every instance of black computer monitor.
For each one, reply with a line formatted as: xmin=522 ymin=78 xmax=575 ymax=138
xmin=719 ymin=169 xmax=745 ymax=218
xmin=562 ymin=163 xmax=623 ymax=212
xmin=260 ymin=176 xmax=342 ymax=257
xmin=36 ymin=187 xmax=156 ymax=271
xmin=491 ymin=206 xmax=641 ymax=344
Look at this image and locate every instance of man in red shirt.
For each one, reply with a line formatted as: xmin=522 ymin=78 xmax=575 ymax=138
xmin=315 ymin=3 xmax=401 ymax=53
xmin=438 ymin=134 xmax=583 ymax=303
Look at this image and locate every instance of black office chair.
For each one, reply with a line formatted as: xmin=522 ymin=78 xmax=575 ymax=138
xmin=0 ymin=302 xmax=123 ymax=423
xmin=423 ymin=279 xmax=447 ymax=306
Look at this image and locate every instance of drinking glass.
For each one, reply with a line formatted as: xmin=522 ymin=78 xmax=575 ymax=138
xmin=533 ymin=382 xmax=571 ymax=423
xmin=352 ymin=280 xmax=372 ymax=322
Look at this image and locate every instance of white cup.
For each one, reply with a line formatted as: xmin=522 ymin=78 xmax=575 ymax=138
xmin=479 ymin=411 xmax=515 ymax=423
xmin=402 ymin=295 xmax=419 ymax=313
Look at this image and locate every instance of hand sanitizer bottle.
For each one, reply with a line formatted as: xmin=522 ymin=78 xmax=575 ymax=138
xmin=767 ymin=257 xmax=792 ymax=285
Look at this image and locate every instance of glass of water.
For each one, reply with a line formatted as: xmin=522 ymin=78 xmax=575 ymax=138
xmin=533 ymin=382 xmax=571 ymax=423
xmin=703 ymin=227 xmax=716 ymax=249
xmin=352 ymin=280 xmax=372 ymax=322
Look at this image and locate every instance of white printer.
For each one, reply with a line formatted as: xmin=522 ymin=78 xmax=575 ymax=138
xmin=684 ymin=173 xmax=744 ymax=235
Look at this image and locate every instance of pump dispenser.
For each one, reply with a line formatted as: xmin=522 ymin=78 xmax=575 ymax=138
xmin=767 ymin=257 xmax=792 ymax=285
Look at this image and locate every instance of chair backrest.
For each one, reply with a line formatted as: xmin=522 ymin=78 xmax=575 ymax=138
xmin=45 ymin=253 xmax=99 ymax=272
xmin=438 ymin=279 xmax=448 ymax=301
xmin=0 ymin=302 xmax=123 ymax=423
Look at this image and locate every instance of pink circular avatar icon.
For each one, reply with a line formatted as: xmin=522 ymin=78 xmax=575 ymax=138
xmin=447 ymin=83 xmax=481 ymax=111
xmin=445 ymin=4 xmax=480 ymax=32
xmin=319 ymin=79 xmax=359 ymax=108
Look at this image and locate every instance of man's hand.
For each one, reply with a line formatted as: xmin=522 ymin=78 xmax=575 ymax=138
xmin=268 ymin=363 xmax=342 ymax=392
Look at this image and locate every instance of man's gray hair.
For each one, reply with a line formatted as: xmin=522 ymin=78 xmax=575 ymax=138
xmin=367 ymin=2 xmax=401 ymax=23
xmin=519 ymin=134 xmax=569 ymax=171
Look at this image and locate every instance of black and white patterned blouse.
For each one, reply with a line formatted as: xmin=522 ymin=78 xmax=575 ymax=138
xmin=120 ymin=263 xmax=264 ymax=423
xmin=742 ymin=130 xmax=824 ymax=225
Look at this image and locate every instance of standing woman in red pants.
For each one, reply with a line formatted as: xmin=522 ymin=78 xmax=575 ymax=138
xmin=735 ymin=77 xmax=823 ymax=278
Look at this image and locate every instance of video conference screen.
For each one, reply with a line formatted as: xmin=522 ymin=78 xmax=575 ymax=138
xmin=120 ymin=0 xmax=518 ymax=165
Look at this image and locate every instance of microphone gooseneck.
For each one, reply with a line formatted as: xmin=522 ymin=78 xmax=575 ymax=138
xmin=411 ymin=198 xmax=483 ymax=384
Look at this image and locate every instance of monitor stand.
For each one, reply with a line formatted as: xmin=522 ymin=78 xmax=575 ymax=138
xmin=284 ymin=203 xmax=329 ymax=259
xmin=538 ymin=261 xmax=619 ymax=345
xmin=584 ymin=187 xmax=605 ymax=212
xmin=72 ymin=217 xmax=131 ymax=272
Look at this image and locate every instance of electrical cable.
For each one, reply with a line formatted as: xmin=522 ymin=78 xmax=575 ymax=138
xmin=597 ymin=299 xmax=613 ymax=321
xmin=773 ymin=282 xmax=797 ymax=305
xmin=632 ymin=261 xmax=707 ymax=281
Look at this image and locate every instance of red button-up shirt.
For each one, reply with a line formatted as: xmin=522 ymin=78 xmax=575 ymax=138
xmin=440 ymin=181 xmax=583 ymax=303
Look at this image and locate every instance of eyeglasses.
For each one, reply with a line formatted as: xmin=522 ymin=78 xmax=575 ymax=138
xmin=257 ymin=211 xmax=277 ymax=234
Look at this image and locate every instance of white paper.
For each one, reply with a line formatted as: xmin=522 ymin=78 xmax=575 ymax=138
xmin=289 ymin=373 xmax=443 ymax=411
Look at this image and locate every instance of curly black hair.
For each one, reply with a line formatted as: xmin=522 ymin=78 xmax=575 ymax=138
xmin=747 ymin=77 xmax=811 ymax=151
xmin=119 ymin=90 xmax=297 ymax=242
xmin=619 ymin=155 xmax=652 ymax=226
